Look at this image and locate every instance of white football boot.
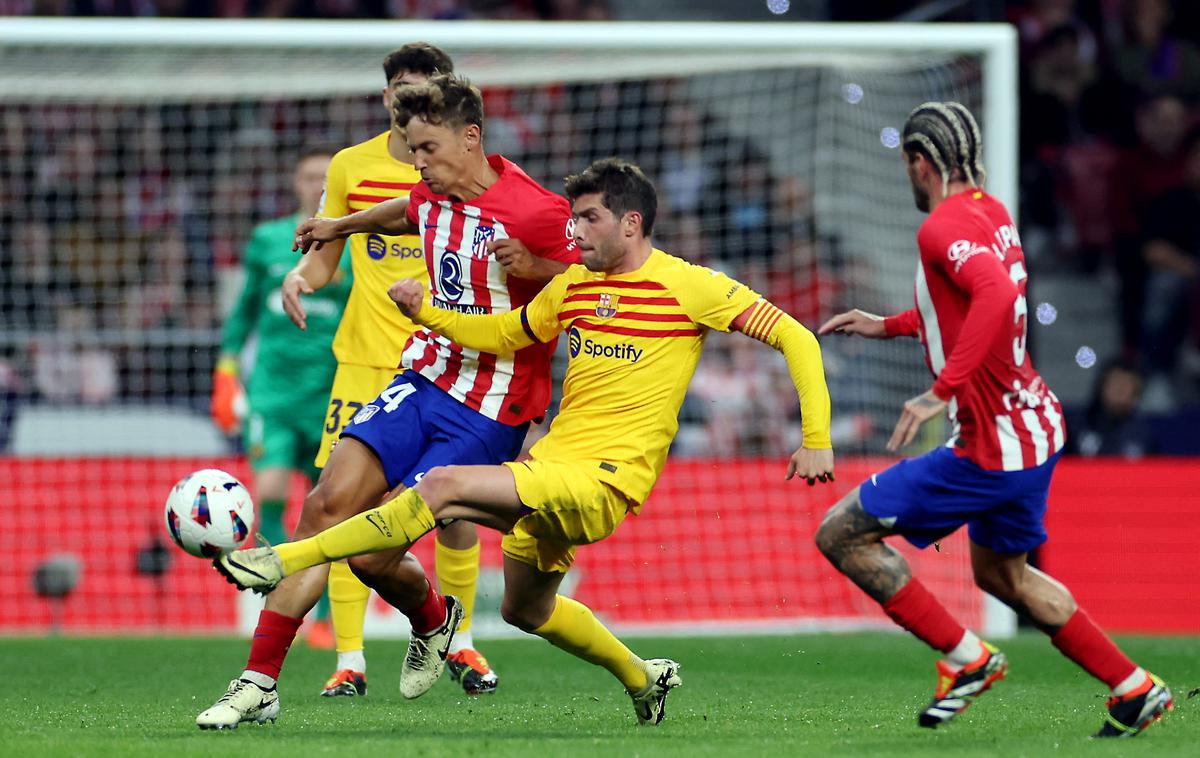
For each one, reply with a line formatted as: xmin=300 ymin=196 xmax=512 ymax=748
xmin=196 ymin=678 xmax=280 ymax=730
xmin=630 ymin=658 xmax=683 ymax=725
xmin=399 ymin=595 xmax=463 ymax=699
xmin=215 ymin=547 xmax=284 ymax=595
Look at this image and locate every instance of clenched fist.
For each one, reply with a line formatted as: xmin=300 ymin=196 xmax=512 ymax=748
xmin=388 ymin=278 xmax=425 ymax=319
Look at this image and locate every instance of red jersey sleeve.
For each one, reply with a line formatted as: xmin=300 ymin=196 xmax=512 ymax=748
xmin=920 ymin=220 xmax=1019 ymax=401
xmin=519 ymin=193 xmax=580 ymax=264
xmin=884 ymin=309 xmax=921 ymax=338
xmin=406 ymin=183 xmax=428 ymax=226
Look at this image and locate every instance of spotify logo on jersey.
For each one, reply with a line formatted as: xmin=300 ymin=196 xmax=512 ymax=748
xmin=366 ymin=234 xmax=422 ymax=261
xmin=366 ymin=234 xmax=387 ymax=260
xmin=568 ymin=327 xmax=581 ymax=358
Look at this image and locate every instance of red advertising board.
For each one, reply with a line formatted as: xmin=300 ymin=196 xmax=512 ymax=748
xmin=0 ymin=456 xmax=1195 ymax=635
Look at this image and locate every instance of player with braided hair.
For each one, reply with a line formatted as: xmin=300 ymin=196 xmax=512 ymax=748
xmin=816 ymin=101 xmax=1173 ymax=737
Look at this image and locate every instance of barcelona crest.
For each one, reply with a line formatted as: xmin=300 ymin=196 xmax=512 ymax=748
xmin=595 ymin=293 xmax=619 ymax=318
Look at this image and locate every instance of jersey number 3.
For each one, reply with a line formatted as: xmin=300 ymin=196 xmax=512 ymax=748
xmin=1009 ymin=262 xmax=1028 ymax=367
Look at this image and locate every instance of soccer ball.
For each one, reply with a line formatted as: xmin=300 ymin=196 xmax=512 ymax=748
xmin=164 ymin=469 xmax=255 ymax=558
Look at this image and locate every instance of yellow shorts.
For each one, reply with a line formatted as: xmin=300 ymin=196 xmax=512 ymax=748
xmin=315 ymin=363 xmax=403 ymax=468
xmin=501 ymin=458 xmax=632 ymax=574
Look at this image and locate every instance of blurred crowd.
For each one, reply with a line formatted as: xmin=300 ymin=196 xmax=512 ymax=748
xmin=1 ymin=0 xmax=1198 ymax=459
xmin=0 ymin=76 xmax=845 ymax=453
xmin=0 ymin=0 xmax=611 ymax=20
xmin=1013 ymin=0 xmax=1200 ymax=421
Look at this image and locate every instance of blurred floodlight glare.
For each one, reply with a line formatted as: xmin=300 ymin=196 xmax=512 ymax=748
xmin=842 ymin=83 xmax=864 ymax=104
xmin=1036 ymin=302 xmax=1058 ymax=325
xmin=1075 ymin=346 xmax=1097 ymax=369
xmin=767 ymin=0 xmax=791 ymax=14
xmin=880 ymin=127 xmax=900 ymax=148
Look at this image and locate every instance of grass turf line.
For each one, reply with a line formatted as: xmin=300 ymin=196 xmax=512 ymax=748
xmin=3 ymin=633 xmax=1195 ymax=757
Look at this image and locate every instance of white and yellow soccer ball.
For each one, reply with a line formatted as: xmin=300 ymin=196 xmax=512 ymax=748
xmin=164 ymin=469 xmax=255 ymax=558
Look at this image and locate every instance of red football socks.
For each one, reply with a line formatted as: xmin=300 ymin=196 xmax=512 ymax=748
xmin=404 ymin=582 xmax=447 ymax=636
xmin=245 ymin=610 xmax=303 ymax=680
xmin=1051 ymin=608 xmax=1138 ymax=689
xmin=881 ymin=578 xmax=967 ymax=653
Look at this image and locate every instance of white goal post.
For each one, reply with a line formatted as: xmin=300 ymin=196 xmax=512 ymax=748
xmin=0 ymin=19 xmax=1018 ymax=639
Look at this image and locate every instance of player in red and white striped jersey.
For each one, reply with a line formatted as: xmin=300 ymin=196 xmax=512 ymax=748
xmin=816 ymin=102 xmax=1171 ymax=738
xmin=879 ymin=184 xmax=1064 ymax=471
xmin=401 ymin=155 xmax=575 ymax=426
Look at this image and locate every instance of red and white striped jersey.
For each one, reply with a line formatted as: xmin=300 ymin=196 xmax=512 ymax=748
xmin=884 ymin=190 xmax=1066 ymax=471
xmin=402 ymin=155 xmax=579 ymax=426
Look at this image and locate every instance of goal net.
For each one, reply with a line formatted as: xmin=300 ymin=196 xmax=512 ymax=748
xmin=0 ymin=19 xmax=1017 ymax=637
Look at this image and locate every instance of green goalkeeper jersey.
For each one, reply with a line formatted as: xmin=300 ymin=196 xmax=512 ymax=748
xmin=220 ymin=213 xmax=353 ymax=420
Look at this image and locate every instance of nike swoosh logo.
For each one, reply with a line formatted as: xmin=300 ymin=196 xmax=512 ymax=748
xmin=366 ymin=512 xmax=392 ymax=537
xmin=437 ymin=638 xmax=451 ymax=661
xmin=228 ymin=558 xmax=266 ymax=580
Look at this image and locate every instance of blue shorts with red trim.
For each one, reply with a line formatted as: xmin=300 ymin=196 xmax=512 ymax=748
xmin=340 ymin=371 xmax=528 ymax=489
xmin=859 ymin=446 xmax=1061 ymax=555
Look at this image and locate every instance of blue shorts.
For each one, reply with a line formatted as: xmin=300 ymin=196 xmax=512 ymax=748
xmin=859 ymin=446 xmax=1061 ymax=555
xmin=340 ymin=371 xmax=529 ymax=489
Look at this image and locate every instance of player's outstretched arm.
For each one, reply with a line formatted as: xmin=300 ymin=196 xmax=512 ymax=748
xmin=818 ymin=308 xmax=894 ymax=339
xmin=281 ymin=240 xmax=345 ymax=331
xmin=389 ymin=278 xmax=544 ymax=355
xmin=732 ymin=300 xmax=835 ymax=485
xmin=294 ymin=196 xmax=415 ymax=254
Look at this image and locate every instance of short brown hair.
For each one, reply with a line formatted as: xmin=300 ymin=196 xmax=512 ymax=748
xmin=383 ymin=42 xmax=454 ymax=83
xmin=564 ymin=158 xmax=658 ymax=236
xmin=392 ymin=74 xmax=484 ymax=132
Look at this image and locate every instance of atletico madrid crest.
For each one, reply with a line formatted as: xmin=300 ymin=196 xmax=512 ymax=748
xmin=595 ymin=293 xmax=619 ymax=318
xmin=472 ymin=225 xmax=496 ymax=259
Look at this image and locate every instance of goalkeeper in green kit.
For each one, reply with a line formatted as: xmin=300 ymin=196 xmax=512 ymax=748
xmin=212 ymin=144 xmax=350 ymax=636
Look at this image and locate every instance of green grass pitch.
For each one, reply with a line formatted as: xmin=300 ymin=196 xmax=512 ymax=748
xmin=6 ymin=633 xmax=1196 ymax=756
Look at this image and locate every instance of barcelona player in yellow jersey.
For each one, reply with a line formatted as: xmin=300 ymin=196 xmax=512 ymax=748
xmin=218 ymin=158 xmax=837 ymax=725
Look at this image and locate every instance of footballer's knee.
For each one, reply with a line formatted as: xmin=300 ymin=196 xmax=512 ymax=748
xmin=973 ymin=568 xmax=1017 ymax=603
xmin=348 ymin=551 xmax=427 ymax=601
xmin=293 ymin=484 xmax=348 ymax=537
xmin=413 ymin=466 xmax=458 ymax=515
xmin=815 ymin=491 xmax=859 ymax=560
xmin=346 ymin=551 xmax=392 ymax=584
xmin=500 ymin=597 xmax=553 ymax=632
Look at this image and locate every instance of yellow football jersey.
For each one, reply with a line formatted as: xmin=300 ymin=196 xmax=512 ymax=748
xmin=318 ymin=131 xmax=428 ymax=368
xmin=417 ymin=248 xmax=831 ymax=507
xmin=519 ymin=251 xmax=761 ymax=506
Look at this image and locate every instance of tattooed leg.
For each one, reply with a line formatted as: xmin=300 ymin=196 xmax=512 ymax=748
xmin=814 ymin=486 xmax=911 ymax=603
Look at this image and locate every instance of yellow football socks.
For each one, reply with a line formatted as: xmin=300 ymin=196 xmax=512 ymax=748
xmin=533 ymin=595 xmax=649 ymax=693
xmin=328 ymin=560 xmax=371 ymax=655
xmin=435 ymin=539 xmax=480 ymax=635
xmin=275 ymin=489 xmax=438 ymax=575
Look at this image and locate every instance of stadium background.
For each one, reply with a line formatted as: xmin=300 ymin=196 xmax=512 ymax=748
xmin=0 ymin=1 xmax=1198 ymax=647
